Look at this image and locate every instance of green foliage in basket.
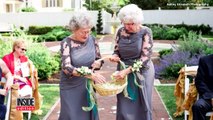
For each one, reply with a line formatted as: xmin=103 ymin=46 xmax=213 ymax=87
xmin=131 ymin=60 xmax=143 ymax=72
xmin=76 ymin=66 xmax=92 ymax=76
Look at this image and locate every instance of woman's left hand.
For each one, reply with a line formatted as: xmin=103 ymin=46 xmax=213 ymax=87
xmin=91 ymin=60 xmax=102 ymax=70
xmin=4 ymin=74 xmax=14 ymax=90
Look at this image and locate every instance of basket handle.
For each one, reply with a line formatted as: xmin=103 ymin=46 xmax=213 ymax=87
xmin=91 ymin=55 xmax=112 ymax=71
xmin=95 ymin=55 xmax=112 ymax=63
xmin=92 ymin=55 xmax=126 ymax=71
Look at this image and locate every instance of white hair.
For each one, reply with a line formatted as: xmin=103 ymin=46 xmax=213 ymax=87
xmin=118 ymin=4 xmax=144 ymax=24
xmin=68 ymin=12 xmax=94 ymax=31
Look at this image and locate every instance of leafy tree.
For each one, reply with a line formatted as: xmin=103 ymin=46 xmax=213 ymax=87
xmin=84 ymin=0 xmax=102 ymax=10
xmin=83 ymin=0 xmax=129 ymax=13
xmin=203 ymin=0 xmax=213 ymax=6
xmin=129 ymin=0 xmax=212 ymax=10
xmin=129 ymin=0 xmax=164 ymax=9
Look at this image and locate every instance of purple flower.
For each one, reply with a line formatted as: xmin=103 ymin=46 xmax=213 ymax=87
xmin=154 ymin=51 xmax=204 ymax=79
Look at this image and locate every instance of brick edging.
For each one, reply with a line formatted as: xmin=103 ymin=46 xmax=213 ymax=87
xmin=42 ymin=98 xmax=60 ymax=120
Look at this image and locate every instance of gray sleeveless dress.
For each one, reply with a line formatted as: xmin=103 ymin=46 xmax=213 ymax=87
xmin=59 ymin=36 xmax=99 ymax=120
xmin=114 ymin=27 xmax=155 ymax=120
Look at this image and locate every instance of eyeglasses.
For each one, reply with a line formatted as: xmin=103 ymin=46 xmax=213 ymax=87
xmin=79 ymin=30 xmax=91 ymax=36
xmin=19 ymin=47 xmax=27 ymax=52
xmin=123 ymin=23 xmax=135 ymax=26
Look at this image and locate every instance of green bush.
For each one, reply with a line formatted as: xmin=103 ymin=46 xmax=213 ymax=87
xmin=27 ymin=43 xmax=60 ymax=80
xmin=0 ymin=40 xmax=13 ymax=58
xmin=11 ymin=27 xmax=27 ymax=37
xmin=151 ymin=25 xmax=188 ymax=40
xmin=28 ymin=26 xmax=97 ymax=42
xmin=155 ymin=23 xmax=212 ymax=35
xmin=165 ymin=27 xmax=188 ymax=40
xmin=28 ymin=26 xmax=54 ymax=35
xmin=52 ymin=28 xmax=71 ymax=40
xmin=21 ymin=7 xmax=37 ymax=12
xmin=163 ymin=63 xmax=184 ymax=78
xmin=159 ymin=49 xmax=173 ymax=58
xmin=204 ymin=47 xmax=213 ymax=55
xmin=178 ymin=31 xmax=209 ymax=55
xmin=37 ymin=33 xmax=57 ymax=42
xmin=37 ymin=28 xmax=71 ymax=42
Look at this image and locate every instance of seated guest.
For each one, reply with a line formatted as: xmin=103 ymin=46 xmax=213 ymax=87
xmin=2 ymin=40 xmax=32 ymax=97
xmin=192 ymin=54 xmax=213 ymax=120
xmin=2 ymin=39 xmax=43 ymax=115
xmin=0 ymin=59 xmax=13 ymax=120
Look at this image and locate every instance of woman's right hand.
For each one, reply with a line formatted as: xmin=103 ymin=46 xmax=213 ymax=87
xmin=87 ymin=73 xmax=106 ymax=84
xmin=109 ymin=54 xmax=120 ymax=62
xmin=15 ymin=75 xmax=27 ymax=83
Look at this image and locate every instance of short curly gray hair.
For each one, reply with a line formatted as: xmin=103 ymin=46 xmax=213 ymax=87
xmin=68 ymin=12 xmax=94 ymax=31
xmin=118 ymin=4 xmax=144 ymax=24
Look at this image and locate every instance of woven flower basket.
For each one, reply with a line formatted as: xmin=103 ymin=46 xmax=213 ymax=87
xmin=92 ymin=56 xmax=127 ymax=96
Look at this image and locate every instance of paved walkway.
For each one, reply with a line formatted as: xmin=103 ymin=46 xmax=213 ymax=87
xmin=43 ymin=35 xmax=173 ymax=120
xmin=44 ymin=60 xmax=171 ymax=120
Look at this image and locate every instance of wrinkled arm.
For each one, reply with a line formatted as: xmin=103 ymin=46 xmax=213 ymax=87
xmin=195 ymin=57 xmax=213 ymax=99
xmin=60 ymin=40 xmax=75 ymax=76
xmin=113 ymin=29 xmax=120 ymax=57
xmin=140 ymin=27 xmax=153 ymax=67
xmin=93 ymin=38 xmax=104 ymax=69
xmin=0 ymin=59 xmax=13 ymax=89
xmin=94 ymin=38 xmax=101 ymax=60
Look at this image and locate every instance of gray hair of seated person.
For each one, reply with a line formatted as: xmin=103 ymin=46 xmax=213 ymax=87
xmin=67 ymin=12 xmax=94 ymax=31
xmin=118 ymin=4 xmax=144 ymax=24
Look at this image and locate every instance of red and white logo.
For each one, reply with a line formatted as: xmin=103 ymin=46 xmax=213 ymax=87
xmin=16 ymin=97 xmax=35 ymax=111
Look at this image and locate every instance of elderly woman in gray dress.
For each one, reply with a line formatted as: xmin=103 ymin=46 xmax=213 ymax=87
xmin=109 ymin=4 xmax=155 ymax=120
xmin=59 ymin=12 xmax=105 ymax=120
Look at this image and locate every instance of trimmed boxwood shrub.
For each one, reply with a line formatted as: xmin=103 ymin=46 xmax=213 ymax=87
xmin=28 ymin=26 xmax=66 ymax=35
xmin=21 ymin=7 xmax=37 ymax=12
xmin=37 ymin=28 xmax=71 ymax=42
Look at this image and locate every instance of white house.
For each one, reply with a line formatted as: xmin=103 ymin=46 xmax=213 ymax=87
xmin=0 ymin=0 xmax=85 ymax=13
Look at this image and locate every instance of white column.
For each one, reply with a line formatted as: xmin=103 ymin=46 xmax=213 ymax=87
xmin=55 ymin=0 xmax=57 ymax=7
xmin=12 ymin=3 xmax=15 ymax=13
xmin=48 ymin=0 xmax=50 ymax=7
xmin=63 ymin=0 xmax=71 ymax=9
xmin=0 ymin=0 xmax=3 ymax=13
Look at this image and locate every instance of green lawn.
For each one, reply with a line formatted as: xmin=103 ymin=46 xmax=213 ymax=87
xmin=155 ymin=85 xmax=184 ymax=120
xmin=202 ymin=35 xmax=213 ymax=41
xmin=27 ymin=84 xmax=60 ymax=120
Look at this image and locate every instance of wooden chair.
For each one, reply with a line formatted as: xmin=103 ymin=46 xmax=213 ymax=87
xmin=1 ymin=77 xmax=32 ymax=120
xmin=183 ymin=65 xmax=213 ymax=120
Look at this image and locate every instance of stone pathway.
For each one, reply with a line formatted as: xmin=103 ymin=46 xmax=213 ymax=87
xmin=44 ymin=59 xmax=171 ymax=120
xmin=45 ymin=89 xmax=171 ymax=120
xmin=43 ymin=35 xmax=173 ymax=120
